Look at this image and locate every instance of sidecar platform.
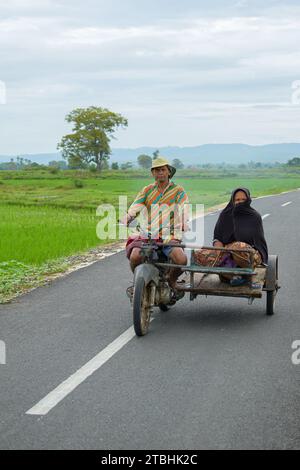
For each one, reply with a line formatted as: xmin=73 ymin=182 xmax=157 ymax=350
xmin=180 ymin=267 xmax=266 ymax=299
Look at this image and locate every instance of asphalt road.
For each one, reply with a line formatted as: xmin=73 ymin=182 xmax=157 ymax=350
xmin=0 ymin=190 xmax=300 ymax=450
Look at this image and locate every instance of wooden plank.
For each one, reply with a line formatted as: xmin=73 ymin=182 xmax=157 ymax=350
xmin=180 ymin=267 xmax=266 ymax=298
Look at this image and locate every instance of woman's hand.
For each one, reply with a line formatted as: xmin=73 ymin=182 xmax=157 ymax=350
xmin=213 ymin=240 xmax=224 ymax=248
xmin=212 ymin=239 xmax=224 ymax=259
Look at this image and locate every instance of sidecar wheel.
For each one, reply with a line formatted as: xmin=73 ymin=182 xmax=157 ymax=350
xmin=266 ymin=290 xmax=275 ymax=315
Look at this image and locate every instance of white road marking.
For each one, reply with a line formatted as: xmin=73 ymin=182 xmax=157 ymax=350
xmin=262 ymin=214 xmax=270 ymax=220
xmin=281 ymin=201 xmax=292 ymax=207
xmin=26 ymin=325 xmax=141 ymax=416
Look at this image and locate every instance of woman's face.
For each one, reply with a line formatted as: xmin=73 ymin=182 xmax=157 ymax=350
xmin=234 ymin=190 xmax=248 ymax=205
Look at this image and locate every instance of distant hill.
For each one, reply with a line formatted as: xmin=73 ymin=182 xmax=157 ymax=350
xmin=1 ymin=143 xmax=300 ymax=166
xmin=110 ymin=143 xmax=300 ymax=165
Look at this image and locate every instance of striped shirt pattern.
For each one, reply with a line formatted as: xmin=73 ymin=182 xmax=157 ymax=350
xmin=128 ymin=181 xmax=189 ymax=241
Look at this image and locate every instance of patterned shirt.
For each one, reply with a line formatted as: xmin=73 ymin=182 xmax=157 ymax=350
xmin=127 ymin=180 xmax=189 ymax=241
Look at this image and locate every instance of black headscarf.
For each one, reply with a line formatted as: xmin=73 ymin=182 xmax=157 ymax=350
xmin=213 ymin=187 xmax=268 ymax=264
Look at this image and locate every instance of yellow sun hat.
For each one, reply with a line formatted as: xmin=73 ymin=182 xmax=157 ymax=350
xmin=151 ymin=157 xmax=176 ymax=178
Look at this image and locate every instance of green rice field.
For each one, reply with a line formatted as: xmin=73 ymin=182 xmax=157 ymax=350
xmin=0 ymin=168 xmax=299 ymax=302
xmin=0 ymin=169 xmax=299 ymax=265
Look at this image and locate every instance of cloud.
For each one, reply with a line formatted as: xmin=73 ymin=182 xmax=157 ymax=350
xmin=0 ymin=0 xmax=53 ymax=7
xmin=0 ymin=1 xmax=300 ymax=153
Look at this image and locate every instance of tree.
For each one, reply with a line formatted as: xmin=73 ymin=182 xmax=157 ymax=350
xmin=68 ymin=155 xmax=87 ymax=169
xmin=57 ymin=160 xmax=67 ymax=170
xmin=101 ymin=159 xmax=109 ymax=170
xmin=57 ymin=106 xmax=128 ymax=172
xmin=0 ymin=161 xmax=16 ymax=170
xmin=49 ymin=160 xmax=59 ymax=167
xmin=152 ymin=150 xmax=159 ymax=161
xmin=49 ymin=160 xmax=67 ymax=170
xmin=121 ymin=162 xmax=133 ymax=170
xmin=111 ymin=162 xmax=119 ymax=170
xmin=137 ymin=154 xmax=152 ymax=169
xmin=172 ymin=158 xmax=184 ymax=169
xmin=287 ymin=157 xmax=300 ymax=166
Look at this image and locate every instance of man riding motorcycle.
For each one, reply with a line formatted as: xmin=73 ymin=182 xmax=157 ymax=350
xmin=122 ymin=157 xmax=190 ymax=287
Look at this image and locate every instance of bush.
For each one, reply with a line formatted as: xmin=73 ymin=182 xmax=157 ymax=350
xmin=73 ymin=179 xmax=84 ymax=188
xmin=49 ymin=166 xmax=59 ymax=174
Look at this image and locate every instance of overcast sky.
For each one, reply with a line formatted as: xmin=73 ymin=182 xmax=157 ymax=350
xmin=0 ymin=0 xmax=300 ymax=154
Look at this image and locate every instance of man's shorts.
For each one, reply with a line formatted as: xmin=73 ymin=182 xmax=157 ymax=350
xmin=125 ymin=236 xmax=180 ymax=260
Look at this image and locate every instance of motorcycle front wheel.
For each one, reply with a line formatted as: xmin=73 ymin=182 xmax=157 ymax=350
xmin=133 ymin=277 xmax=154 ymax=336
